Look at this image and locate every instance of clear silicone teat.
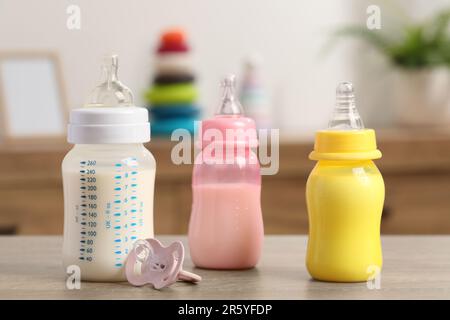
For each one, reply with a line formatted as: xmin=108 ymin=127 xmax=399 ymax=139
xmin=328 ymin=82 xmax=364 ymax=130
xmin=85 ymin=54 xmax=134 ymax=107
xmin=215 ymin=74 xmax=244 ymax=116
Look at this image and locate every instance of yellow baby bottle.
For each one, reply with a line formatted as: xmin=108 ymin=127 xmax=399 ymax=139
xmin=306 ymin=82 xmax=384 ymax=282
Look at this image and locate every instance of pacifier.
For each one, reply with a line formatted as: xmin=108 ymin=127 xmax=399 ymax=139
xmin=125 ymin=238 xmax=201 ymax=289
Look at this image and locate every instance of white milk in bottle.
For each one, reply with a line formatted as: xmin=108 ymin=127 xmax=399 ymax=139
xmin=62 ymin=55 xmax=156 ymax=281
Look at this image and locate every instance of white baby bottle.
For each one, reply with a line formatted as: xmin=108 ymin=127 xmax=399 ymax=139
xmin=62 ymin=55 xmax=156 ymax=282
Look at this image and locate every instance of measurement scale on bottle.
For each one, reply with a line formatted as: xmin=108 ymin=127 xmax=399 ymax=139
xmin=77 ymin=158 xmax=143 ymax=268
xmin=78 ymin=160 xmax=97 ymax=263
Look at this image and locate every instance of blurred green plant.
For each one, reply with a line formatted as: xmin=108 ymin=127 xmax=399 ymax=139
xmin=333 ymin=9 xmax=450 ymax=69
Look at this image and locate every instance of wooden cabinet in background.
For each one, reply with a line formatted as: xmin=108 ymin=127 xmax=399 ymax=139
xmin=1 ymin=129 xmax=450 ymax=235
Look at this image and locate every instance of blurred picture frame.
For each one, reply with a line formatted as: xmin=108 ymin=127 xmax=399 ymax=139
xmin=0 ymin=51 xmax=68 ymax=144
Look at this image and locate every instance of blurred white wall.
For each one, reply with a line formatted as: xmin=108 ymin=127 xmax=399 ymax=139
xmin=2 ymin=0 xmax=446 ymax=134
xmin=0 ymin=0 xmax=360 ymax=135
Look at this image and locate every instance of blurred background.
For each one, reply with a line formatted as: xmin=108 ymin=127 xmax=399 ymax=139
xmin=0 ymin=0 xmax=449 ymax=235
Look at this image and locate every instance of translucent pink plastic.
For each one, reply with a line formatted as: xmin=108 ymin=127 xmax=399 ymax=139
xmin=125 ymin=238 xmax=201 ymax=289
xmin=188 ymin=115 xmax=264 ymax=269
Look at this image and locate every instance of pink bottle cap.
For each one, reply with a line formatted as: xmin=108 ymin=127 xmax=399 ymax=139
xmin=125 ymin=238 xmax=201 ymax=289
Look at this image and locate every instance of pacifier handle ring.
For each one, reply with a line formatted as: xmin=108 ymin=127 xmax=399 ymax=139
xmin=178 ymin=270 xmax=202 ymax=283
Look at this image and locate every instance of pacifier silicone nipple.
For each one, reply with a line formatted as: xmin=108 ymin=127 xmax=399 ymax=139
xmin=215 ymin=74 xmax=244 ymax=115
xmin=125 ymin=238 xmax=201 ymax=290
xmin=85 ymin=54 xmax=134 ymax=107
xmin=328 ymin=82 xmax=364 ymax=130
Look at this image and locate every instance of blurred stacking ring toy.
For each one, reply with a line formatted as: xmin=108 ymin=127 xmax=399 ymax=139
xmin=144 ymin=28 xmax=201 ymax=136
xmin=239 ymin=53 xmax=272 ymax=129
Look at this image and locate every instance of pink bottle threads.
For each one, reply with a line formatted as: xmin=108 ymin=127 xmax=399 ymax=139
xmin=188 ymin=75 xmax=264 ymax=269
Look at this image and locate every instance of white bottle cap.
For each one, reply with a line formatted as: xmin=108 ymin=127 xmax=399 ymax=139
xmin=68 ymin=107 xmax=150 ymax=144
xmin=67 ymin=54 xmax=151 ymax=144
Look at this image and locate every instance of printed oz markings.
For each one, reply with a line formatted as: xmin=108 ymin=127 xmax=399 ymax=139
xmin=113 ymin=163 xmax=123 ymax=267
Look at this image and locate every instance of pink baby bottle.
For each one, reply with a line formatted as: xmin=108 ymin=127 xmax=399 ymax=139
xmin=188 ymin=75 xmax=264 ymax=269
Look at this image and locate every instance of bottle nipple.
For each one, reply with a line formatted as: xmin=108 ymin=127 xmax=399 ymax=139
xmin=85 ymin=54 xmax=134 ymax=108
xmin=215 ymin=74 xmax=244 ymax=116
xmin=328 ymin=82 xmax=364 ymax=130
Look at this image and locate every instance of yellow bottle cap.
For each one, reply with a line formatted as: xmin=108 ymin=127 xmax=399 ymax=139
xmin=309 ymin=129 xmax=382 ymax=160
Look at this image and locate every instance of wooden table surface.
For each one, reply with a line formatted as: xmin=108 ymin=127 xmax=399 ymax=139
xmin=1 ymin=235 xmax=450 ymax=300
